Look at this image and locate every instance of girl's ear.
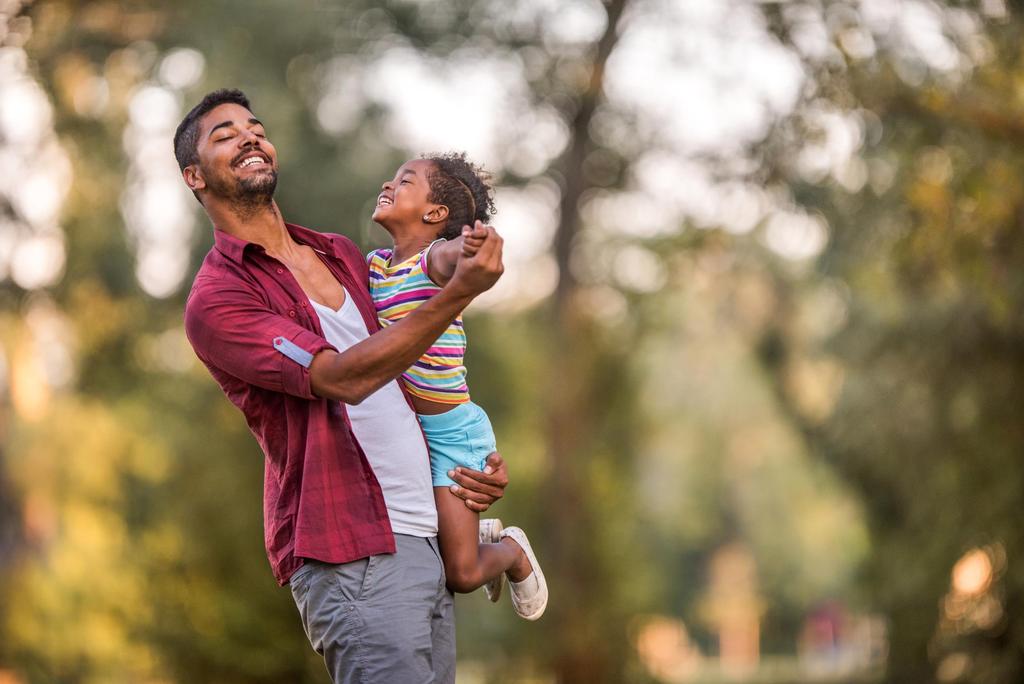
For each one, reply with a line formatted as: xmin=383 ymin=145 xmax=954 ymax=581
xmin=422 ymin=204 xmax=449 ymax=225
xmin=183 ymin=165 xmax=206 ymax=193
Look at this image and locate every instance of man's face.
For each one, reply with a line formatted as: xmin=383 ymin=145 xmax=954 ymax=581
xmin=190 ymin=102 xmax=278 ymax=204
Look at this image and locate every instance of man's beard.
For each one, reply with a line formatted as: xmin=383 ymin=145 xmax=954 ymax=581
xmin=232 ymin=170 xmax=278 ymax=218
xmin=206 ymin=166 xmax=279 ymax=218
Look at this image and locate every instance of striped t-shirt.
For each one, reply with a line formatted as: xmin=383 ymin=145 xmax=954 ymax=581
xmin=367 ymin=240 xmax=469 ymax=405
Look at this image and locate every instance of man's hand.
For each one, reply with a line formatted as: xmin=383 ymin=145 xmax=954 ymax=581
xmin=448 ymin=452 xmax=508 ymax=512
xmin=447 ymin=221 xmax=503 ymax=298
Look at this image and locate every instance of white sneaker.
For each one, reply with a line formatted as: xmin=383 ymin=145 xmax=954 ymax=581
xmin=499 ymin=526 xmax=548 ymax=621
xmin=479 ymin=518 xmax=504 ymax=602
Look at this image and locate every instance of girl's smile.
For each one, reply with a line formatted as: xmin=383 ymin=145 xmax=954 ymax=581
xmin=371 ymin=159 xmax=441 ymax=228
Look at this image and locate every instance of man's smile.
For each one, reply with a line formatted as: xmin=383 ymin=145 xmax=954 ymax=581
xmin=233 ymin=150 xmax=272 ymax=170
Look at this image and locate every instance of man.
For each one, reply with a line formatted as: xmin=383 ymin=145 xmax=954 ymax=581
xmin=176 ymin=88 xmax=508 ymax=682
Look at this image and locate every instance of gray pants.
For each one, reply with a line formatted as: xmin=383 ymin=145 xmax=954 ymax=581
xmin=289 ymin=535 xmax=455 ymax=683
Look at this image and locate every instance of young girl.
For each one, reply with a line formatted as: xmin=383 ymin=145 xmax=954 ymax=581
xmin=368 ymin=152 xmax=547 ymax=620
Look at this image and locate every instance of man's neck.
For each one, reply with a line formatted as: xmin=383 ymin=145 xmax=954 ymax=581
xmin=210 ymin=199 xmax=298 ymax=258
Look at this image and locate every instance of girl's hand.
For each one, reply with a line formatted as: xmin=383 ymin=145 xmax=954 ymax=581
xmin=425 ymin=221 xmax=493 ymax=287
xmin=447 ymin=224 xmax=503 ymax=298
xmin=461 ymin=221 xmax=487 ymax=257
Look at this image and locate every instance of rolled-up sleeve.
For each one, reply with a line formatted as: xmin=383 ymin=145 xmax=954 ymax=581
xmin=184 ymin=278 xmax=335 ymax=400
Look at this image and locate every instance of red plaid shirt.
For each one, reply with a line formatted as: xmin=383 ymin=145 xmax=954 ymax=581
xmin=184 ymin=223 xmax=405 ymax=585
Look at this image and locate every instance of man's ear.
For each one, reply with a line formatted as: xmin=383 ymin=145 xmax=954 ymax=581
xmin=423 ymin=204 xmax=449 ymax=225
xmin=183 ymin=165 xmax=206 ymax=193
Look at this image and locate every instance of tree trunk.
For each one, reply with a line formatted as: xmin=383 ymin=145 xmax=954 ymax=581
xmin=542 ymin=1 xmax=630 ymax=681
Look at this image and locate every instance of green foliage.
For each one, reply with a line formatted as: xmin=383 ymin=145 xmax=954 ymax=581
xmin=757 ymin=8 xmax=1024 ymax=683
xmin=5 ymin=1 xmax=1023 ymax=683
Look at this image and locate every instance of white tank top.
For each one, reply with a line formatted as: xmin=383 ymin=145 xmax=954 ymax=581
xmin=310 ymin=290 xmax=437 ymax=537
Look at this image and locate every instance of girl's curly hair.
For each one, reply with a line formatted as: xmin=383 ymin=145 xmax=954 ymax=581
xmin=422 ymin=151 xmax=496 ymax=240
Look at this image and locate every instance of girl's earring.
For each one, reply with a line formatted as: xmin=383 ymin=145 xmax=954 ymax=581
xmin=423 ymin=215 xmax=430 ymax=221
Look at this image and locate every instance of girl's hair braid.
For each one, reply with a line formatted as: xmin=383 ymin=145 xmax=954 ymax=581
xmin=422 ymin=151 xmax=496 ymax=240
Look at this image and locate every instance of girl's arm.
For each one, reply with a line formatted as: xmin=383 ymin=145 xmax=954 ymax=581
xmin=427 ymin=222 xmax=487 ymax=287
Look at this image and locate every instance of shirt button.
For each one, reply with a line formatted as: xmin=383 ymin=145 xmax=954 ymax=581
xmin=288 ymin=310 xmax=296 ymax=318
xmin=276 ymin=268 xmax=284 ymax=274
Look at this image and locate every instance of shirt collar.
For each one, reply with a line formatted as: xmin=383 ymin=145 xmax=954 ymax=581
xmin=213 ymin=222 xmax=345 ymax=265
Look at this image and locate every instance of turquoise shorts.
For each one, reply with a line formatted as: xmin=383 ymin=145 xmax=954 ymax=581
xmin=417 ymin=401 xmax=497 ymax=487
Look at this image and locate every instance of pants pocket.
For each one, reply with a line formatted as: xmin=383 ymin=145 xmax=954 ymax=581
xmin=289 ymin=563 xmax=315 ymax=602
xmin=462 ymin=431 xmax=488 ymax=471
xmin=465 ymin=415 xmax=497 ymax=467
xmin=295 ymin=558 xmax=376 ymax=666
xmin=357 ymin=555 xmax=380 ymax=601
xmin=327 ymin=556 xmax=376 ymax=603
xmin=425 ymin=536 xmax=448 ymax=592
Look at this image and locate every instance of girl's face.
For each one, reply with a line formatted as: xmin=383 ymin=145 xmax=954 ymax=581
xmin=372 ymin=159 xmax=440 ymax=228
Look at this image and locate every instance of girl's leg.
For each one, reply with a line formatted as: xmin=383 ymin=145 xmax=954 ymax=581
xmin=434 ymin=486 xmax=531 ymax=594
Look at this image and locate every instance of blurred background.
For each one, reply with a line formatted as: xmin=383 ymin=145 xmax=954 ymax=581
xmin=1 ymin=0 xmax=1022 ymax=682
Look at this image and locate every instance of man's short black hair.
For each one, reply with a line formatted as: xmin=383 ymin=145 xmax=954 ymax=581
xmin=173 ymin=88 xmax=252 ymax=171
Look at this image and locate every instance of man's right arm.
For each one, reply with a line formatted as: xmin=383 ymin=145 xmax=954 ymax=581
xmin=309 ymin=225 xmax=503 ymax=404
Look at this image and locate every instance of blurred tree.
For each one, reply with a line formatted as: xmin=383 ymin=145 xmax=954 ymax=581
xmin=1 ymin=0 xmax=870 ymax=681
xmin=8 ymin=1 xmax=1022 ymax=683
xmin=0 ymin=2 xmax=831 ymax=683
xmin=0 ymin=1 xmax=376 ymax=681
xmin=535 ymin=1 xmax=639 ymax=680
xmin=755 ymin=3 xmax=1024 ymax=682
